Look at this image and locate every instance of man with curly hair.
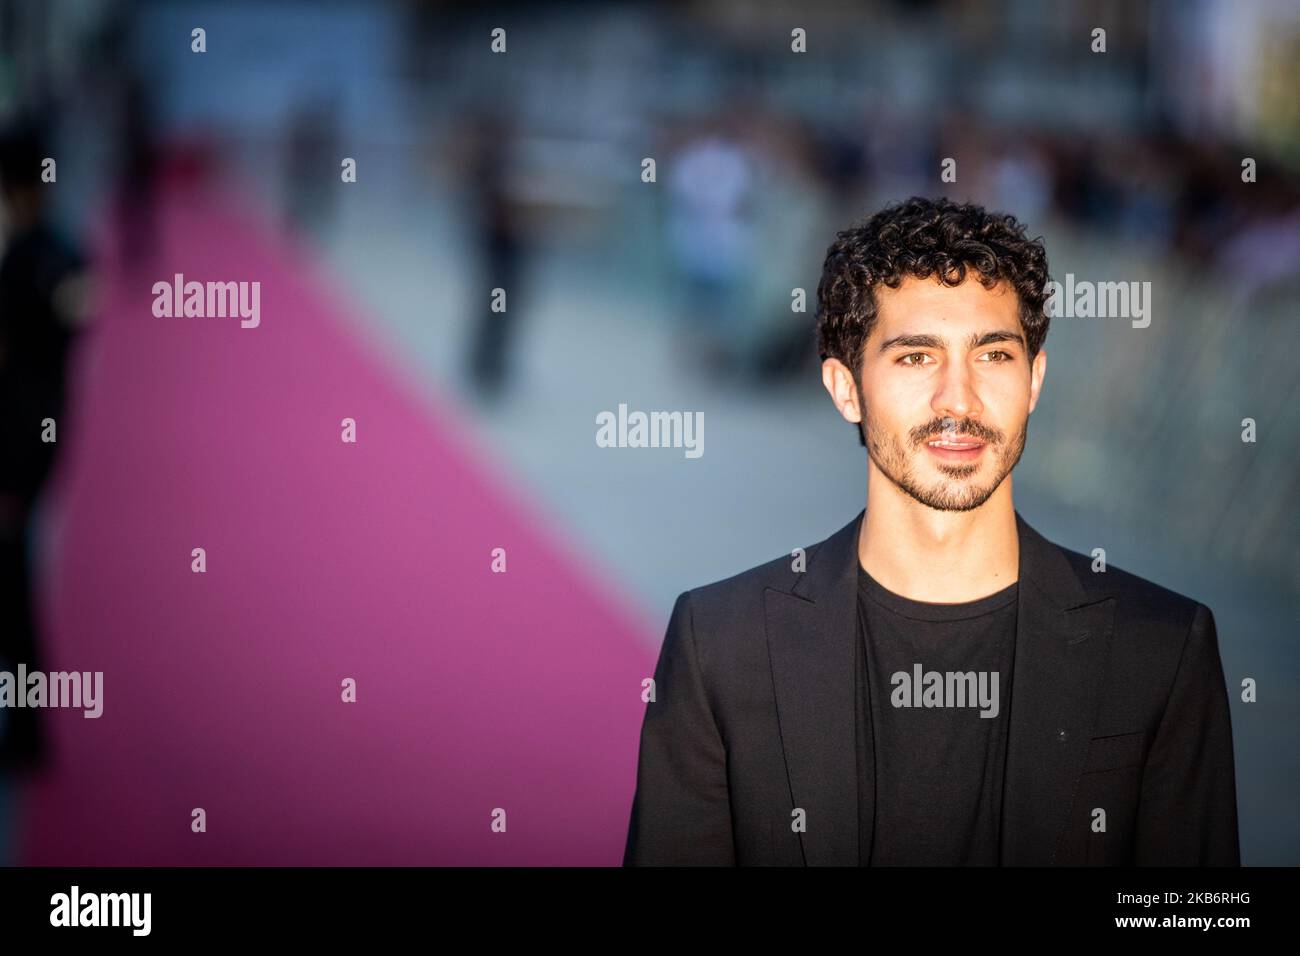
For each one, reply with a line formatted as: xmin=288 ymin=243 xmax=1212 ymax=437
xmin=624 ymin=197 xmax=1239 ymax=867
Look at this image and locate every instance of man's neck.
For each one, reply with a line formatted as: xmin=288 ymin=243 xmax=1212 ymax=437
xmin=857 ymin=478 xmax=1019 ymax=604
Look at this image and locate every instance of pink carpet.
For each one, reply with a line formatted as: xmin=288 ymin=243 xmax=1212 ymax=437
xmin=18 ymin=171 xmax=653 ymax=865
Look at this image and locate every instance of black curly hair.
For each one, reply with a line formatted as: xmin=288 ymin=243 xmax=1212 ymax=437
xmin=816 ymin=196 xmax=1051 ymax=445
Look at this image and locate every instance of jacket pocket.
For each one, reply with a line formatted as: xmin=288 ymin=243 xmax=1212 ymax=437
xmin=1081 ymin=731 xmax=1144 ymax=774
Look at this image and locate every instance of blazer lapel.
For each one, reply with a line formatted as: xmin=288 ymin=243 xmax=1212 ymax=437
xmin=1000 ymin=512 xmax=1116 ymax=864
xmin=765 ymin=509 xmax=865 ymax=866
xmin=765 ymin=507 xmax=1116 ymax=866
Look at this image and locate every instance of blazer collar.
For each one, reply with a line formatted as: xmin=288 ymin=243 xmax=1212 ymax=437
xmin=789 ymin=507 xmax=1091 ymax=608
xmin=764 ymin=507 xmax=1116 ymax=865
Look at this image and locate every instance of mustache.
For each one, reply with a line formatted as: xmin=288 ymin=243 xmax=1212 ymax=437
xmin=911 ymin=417 xmax=1001 ymax=445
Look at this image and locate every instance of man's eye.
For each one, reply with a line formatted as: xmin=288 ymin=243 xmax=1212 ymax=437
xmin=899 ymin=353 xmax=927 ymax=366
xmin=983 ymin=350 xmax=1013 ymax=362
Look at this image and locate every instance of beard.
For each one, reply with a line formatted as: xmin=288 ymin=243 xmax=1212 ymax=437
xmin=864 ymin=411 xmax=1028 ymax=512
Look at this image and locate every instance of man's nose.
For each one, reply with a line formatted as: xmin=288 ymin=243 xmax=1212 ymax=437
xmin=932 ymin=361 xmax=982 ymax=421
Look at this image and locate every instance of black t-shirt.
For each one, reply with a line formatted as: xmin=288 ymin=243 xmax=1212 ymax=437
xmin=856 ymin=564 xmax=1018 ymax=865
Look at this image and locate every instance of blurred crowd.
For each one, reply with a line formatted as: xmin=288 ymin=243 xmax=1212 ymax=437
xmin=654 ymin=104 xmax=1300 ymax=381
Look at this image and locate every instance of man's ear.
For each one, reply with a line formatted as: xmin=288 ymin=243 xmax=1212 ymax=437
xmin=821 ymin=357 xmax=862 ymax=426
xmin=1027 ymin=347 xmax=1047 ymax=414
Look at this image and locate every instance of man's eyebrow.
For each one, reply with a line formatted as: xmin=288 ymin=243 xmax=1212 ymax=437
xmin=877 ymin=330 xmax=1026 ymax=353
xmin=968 ymin=330 xmax=1026 ymax=351
xmin=877 ymin=332 xmax=944 ymax=353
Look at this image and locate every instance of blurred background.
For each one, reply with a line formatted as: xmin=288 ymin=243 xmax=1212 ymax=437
xmin=0 ymin=0 xmax=1296 ymax=865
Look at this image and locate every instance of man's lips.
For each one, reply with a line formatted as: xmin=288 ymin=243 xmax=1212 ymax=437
xmin=924 ymin=435 xmax=987 ymax=461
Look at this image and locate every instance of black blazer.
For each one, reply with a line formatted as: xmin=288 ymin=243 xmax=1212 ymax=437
xmin=623 ymin=509 xmax=1240 ymax=865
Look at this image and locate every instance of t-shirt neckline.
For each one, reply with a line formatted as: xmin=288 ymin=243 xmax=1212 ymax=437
xmin=857 ymin=563 xmax=1018 ymax=623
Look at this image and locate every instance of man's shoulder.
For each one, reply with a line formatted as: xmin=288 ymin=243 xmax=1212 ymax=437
xmin=672 ymin=521 xmax=850 ymax=630
xmin=664 ymin=548 xmax=807 ymax=668
xmin=680 ymin=549 xmax=806 ymax=614
xmin=673 ymin=518 xmax=1211 ymax=637
xmin=1038 ymin=534 xmax=1209 ymax=631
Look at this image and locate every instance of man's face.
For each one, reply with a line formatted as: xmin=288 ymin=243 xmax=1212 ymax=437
xmin=825 ymin=276 xmax=1046 ymax=513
